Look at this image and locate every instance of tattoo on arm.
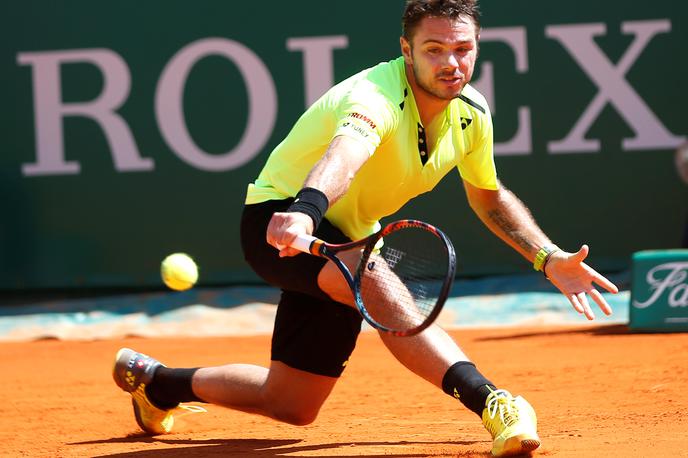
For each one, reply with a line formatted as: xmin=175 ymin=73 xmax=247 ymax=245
xmin=486 ymin=208 xmax=534 ymax=253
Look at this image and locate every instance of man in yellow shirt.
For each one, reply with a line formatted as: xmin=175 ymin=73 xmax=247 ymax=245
xmin=246 ymin=56 xmax=497 ymax=240
xmin=114 ymin=1 xmax=618 ymax=455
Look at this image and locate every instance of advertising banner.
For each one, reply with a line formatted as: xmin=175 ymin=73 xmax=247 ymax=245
xmin=2 ymin=1 xmax=686 ymax=289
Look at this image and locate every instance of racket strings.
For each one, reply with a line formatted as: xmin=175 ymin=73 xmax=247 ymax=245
xmin=359 ymin=227 xmax=450 ymax=332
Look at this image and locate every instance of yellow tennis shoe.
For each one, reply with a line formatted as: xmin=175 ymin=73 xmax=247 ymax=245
xmin=113 ymin=348 xmax=204 ymax=435
xmin=481 ymin=388 xmax=541 ymax=457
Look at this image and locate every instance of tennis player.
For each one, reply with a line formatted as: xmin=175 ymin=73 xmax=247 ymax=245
xmin=113 ymin=1 xmax=619 ymax=455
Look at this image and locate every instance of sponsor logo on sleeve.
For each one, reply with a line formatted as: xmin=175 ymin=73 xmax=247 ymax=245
xmin=347 ymin=112 xmax=377 ymax=130
xmin=339 ymin=113 xmax=377 ymax=140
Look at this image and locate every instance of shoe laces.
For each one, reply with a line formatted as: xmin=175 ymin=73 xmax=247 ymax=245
xmin=486 ymin=389 xmax=519 ymax=428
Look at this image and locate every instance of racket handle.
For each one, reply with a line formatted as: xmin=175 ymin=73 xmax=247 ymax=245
xmin=275 ymin=234 xmax=318 ymax=253
xmin=290 ymin=234 xmax=317 ymax=253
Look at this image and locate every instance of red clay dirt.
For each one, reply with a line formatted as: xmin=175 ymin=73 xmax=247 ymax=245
xmin=1 ymin=324 xmax=686 ymax=457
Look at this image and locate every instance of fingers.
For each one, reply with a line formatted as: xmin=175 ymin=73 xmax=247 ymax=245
xmin=570 ymin=288 xmax=614 ymax=320
xmin=590 ymin=288 xmax=613 ymax=316
xmin=266 ymin=228 xmax=296 ymax=253
xmin=567 ymin=291 xmax=595 ymax=320
xmin=568 ymin=294 xmax=585 ymax=315
xmin=272 ymin=233 xmax=300 ymax=257
xmin=592 ymin=271 xmax=619 ymax=294
xmin=555 ymin=244 xmax=616 ymax=320
xmin=278 ymin=247 xmax=301 ymax=258
xmin=578 ymin=246 xmax=618 ymax=294
xmin=577 ymin=292 xmax=595 ymax=320
xmin=266 ymin=211 xmax=313 ymax=256
xmin=568 ymin=291 xmax=596 ymax=320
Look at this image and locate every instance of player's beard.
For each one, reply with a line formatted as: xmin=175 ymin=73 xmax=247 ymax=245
xmin=411 ymin=60 xmax=467 ymax=101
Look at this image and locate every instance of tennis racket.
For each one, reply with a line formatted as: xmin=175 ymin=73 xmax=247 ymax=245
xmin=286 ymin=219 xmax=456 ymax=336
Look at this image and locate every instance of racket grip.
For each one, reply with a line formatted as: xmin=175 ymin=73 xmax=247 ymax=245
xmin=290 ymin=234 xmax=317 ymax=253
xmin=274 ymin=234 xmax=318 ymax=253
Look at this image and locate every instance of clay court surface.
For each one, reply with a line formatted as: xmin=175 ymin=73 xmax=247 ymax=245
xmin=1 ymin=324 xmax=686 ymax=457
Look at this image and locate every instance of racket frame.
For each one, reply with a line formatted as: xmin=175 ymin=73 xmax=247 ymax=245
xmin=290 ymin=219 xmax=457 ymax=336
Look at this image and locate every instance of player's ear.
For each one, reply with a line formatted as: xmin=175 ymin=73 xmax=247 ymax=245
xmin=400 ymin=36 xmax=412 ymax=64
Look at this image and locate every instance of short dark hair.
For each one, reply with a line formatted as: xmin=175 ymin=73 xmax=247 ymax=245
xmin=402 ymin=0 xmax=481 ymax=41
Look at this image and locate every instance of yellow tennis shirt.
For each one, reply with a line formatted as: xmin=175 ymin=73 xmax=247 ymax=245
xmin=245 ymin=56 xmax=498 ymax=240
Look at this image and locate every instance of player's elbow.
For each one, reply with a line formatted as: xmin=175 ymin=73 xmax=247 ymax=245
xmin=465 ymin=185 xmax=498 ymax=213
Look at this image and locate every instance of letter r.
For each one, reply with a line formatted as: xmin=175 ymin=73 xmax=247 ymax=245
xmin=17 ymin=48 xmax=152 ymax=176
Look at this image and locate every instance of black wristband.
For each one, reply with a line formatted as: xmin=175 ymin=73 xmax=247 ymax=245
xmin=286 ymin=187 xmax=329 ymax=229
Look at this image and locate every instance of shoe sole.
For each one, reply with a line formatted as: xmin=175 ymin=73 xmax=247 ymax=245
xmin=521 ymin=438 xmax=541 ymax=452
xmin=495 ymin=435 xmax=541 ymax=456
xmin=132 ymin=395 xmax=168 ymax=435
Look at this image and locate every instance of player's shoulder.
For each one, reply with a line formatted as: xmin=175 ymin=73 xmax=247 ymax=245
xmin=457 ymin=84 xmax=490 ymax=118
xmin=364 ymin=57 xmax=405 ymax=94
xmin=339 ymin=57 xmax=406 ymax=110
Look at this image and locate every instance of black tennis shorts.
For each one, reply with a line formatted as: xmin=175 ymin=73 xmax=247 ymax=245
xmin=240 ymin=199 xmax=363 ymax=377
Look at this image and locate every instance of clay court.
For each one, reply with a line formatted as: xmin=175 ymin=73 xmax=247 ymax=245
xmin=2 ymin=323 xmax=686 ymax=457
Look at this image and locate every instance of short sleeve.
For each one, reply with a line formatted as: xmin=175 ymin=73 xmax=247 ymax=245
xmin=456 ymin=100 xmax=499 ymax=190
xmin=332 ymin=81 xmax=397 ymax=156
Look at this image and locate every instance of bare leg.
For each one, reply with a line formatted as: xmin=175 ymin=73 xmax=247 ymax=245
xmin=183 ymin=249 xmax=465 ymax=425
xmin=314 ymin=252 xmax=541 ymax=457
xmin=192 ymin=360 xmax=338 ymax=426
xmin=378 ymin=325 xmax=468 ymax=387
xmin=318 ymin=252 xmax=470 ymax=388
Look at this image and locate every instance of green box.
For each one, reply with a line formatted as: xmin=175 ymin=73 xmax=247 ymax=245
xmin=630 ymin=250 xmax=688 ymax=332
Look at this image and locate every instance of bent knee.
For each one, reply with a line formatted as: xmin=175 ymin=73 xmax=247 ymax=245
xmin=261 ymin=360 xmax=337 ymax=426
xmin=271 ymin=406 xmax=319 ymax=426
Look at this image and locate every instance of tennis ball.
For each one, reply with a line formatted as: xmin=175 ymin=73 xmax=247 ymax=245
xmin=161 ymin=253 xmax=198 ymax=291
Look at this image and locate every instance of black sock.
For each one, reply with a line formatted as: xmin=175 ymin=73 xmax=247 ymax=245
xmin=145 ymin=367 xmax=203 ymax=409
xmin=441 ymin=361 xmax=496 ymax=417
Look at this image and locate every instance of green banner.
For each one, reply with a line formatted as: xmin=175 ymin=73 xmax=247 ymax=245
xmin=630 ymin=250 xmax=688 ymax=331
xmin=1 ymin=1 xmax=687 ymax=289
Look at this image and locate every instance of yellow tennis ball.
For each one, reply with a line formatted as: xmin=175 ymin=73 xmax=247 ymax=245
xmin=161 ymin=253 xmax=198 ymax=291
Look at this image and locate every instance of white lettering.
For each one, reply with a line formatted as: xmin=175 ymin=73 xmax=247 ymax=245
xmin=669 ymin=283 xmax=688 ymax=307
xmin=155 ymin=38 xmax=277 ymax=171
xmin=287 ymin=35 xmax=349 ymax=107
xmin=546 ymin=20 xmax=685 ymax=154
xmin=633 ymin=262 xmax=688 ymax=309
xmin=17 ymin=49 xmax=152 ymax=176
xmin=473 ymin=27 xmax=532 ymax=156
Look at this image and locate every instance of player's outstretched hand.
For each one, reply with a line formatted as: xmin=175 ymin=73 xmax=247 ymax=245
xmin=266 ymin=211 xmax=314 ymax=258
xmin=544 ymin=244 xmax=619 ymax=320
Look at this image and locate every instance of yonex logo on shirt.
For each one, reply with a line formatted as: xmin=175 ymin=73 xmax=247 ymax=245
xmin=341 ymin=120 xmax=370 ymax=139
